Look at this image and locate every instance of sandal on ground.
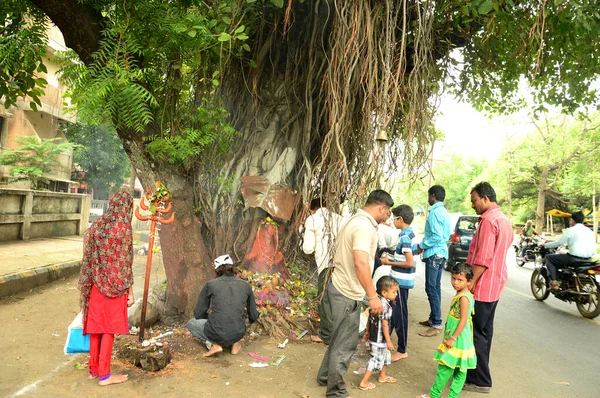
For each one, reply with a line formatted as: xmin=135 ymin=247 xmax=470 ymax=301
xmin=378 ymin=376 xmax=397 ymax=383
xmin=359 ymin=382 xmax=376 ymax=391
xmin=419 ymin=327 xmax=441 ymax=337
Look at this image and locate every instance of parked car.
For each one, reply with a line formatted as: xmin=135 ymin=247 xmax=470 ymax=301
xmin=445 ymin=215 xmax=479 ymax=271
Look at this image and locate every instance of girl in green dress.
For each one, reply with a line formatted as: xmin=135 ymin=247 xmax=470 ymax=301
xmin=418 ymin=263 xmax=476 ymax=398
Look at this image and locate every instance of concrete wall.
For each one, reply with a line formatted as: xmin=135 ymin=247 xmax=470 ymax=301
xmin=0 ymin=188 xmax=90 ymax=241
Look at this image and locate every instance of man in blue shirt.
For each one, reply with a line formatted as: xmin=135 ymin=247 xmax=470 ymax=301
xmin=417 ymin=185 xmax=451 ymax=337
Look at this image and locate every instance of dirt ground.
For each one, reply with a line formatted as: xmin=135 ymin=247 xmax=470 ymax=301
xmin=0 ymin=260 xmax=441 ymax=398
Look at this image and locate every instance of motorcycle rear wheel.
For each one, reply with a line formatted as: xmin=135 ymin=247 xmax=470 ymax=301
xmin=576 ymin=277 xmax=600 ymax=319
xmin=531 ymin=268 xmax=550 ymax=301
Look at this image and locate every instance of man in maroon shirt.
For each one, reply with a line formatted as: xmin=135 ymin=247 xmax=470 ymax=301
xmin=463 ymin=182 xmax=513 ymax=394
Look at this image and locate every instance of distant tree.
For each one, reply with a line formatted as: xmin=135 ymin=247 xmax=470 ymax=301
xmin=492 ymin=114 xmax=600 ymax=232
xmin=433 ymin=155 xmax=487 ymax=213
xmin=62 ymin=123 xmax=130 ymax=200
xmin=0 ymin=135 xmax=76 ymax=189
xmin=391 ymin=154 xmax=486 ymax=214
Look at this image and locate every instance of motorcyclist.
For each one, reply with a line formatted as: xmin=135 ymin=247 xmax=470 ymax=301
xmin=542 ymin=211 xmax=597 ymax=290
xmin=519 ymin=220 xmax=537 ymax=258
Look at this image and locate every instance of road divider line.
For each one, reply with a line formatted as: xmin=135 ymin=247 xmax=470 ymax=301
xmin=11 ymin=355 xmax=78 ymax=397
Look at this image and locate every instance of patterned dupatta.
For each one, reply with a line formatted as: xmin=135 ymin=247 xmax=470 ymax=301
xmin=78 ymin=190 xmax=134 ymax=315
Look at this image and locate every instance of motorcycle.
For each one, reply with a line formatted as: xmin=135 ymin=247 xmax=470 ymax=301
xmin=530 ymin=247 xmax=600 ymax=319
xmin=513 ymin=236 xmax=545 ymax=267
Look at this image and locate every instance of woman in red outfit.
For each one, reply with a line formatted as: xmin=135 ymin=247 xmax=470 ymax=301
xmin=78 ymin=190 xmax=134 ymax=386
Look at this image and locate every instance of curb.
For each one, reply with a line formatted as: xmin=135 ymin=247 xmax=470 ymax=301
xmin=0 ymin=260 xmax=81 ymax=299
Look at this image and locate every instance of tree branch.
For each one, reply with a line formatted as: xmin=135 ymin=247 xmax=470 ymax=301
xmin=30 ymin=0 xmax=104 ymax=65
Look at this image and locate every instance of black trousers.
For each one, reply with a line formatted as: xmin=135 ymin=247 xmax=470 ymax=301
xmin=466 ymin=300 xmax=498 ymax=388
xmin=545 ymin=253 xmax=591 ymax=281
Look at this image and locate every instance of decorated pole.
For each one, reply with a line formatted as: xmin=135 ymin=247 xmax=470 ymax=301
xmin=134 ymin=181 xmax=175 ymax=342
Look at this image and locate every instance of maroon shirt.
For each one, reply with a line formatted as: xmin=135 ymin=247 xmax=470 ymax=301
xmin=467 ymin=206 xmax=513 ymax=302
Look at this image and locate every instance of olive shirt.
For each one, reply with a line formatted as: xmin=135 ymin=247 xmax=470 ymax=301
xmin=331 ymin=209 xmax=378 ymax=301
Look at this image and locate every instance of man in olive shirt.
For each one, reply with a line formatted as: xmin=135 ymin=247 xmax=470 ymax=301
xmin=317 ymin=190 xmax=394 ymax=397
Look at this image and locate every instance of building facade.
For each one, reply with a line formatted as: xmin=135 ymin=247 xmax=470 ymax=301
xmin=0 ymin=25 xmax=77 ymax=192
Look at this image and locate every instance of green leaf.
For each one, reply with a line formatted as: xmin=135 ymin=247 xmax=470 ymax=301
xmin=247 ymin=0 xmax=257 ymax=3
xmin=30 ymin=102 xmax=38 ymax=112
xmin=236 ymin=34 xmax=249 ymax=40
xmin=235 ymin=25 xmax=246 ymax=34
xmin=478 ymin=0 xmax=493 ymax=15
xmin=173 ymin=24 xmax=187 ymax=34
xmin=270 ymin=0 xmax=284 ymax=8
xmin=222 ymin=16 xmax=231 ymax=24
xmin=218 ymin=32 xmax=232 ymax=42
xmin=243 ymin=44 xmax=251 ymax=52
xmin=188 ymin=30 xmax=197 ymax=37
xmin=249 ymin=59 xmax=257 ymax=68
xmin=212 ymin=79 xmax=220 ymax=86
xmin=74 ymin=362 xmax=86 ymax=370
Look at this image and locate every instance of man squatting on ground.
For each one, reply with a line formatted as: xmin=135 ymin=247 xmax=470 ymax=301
xmin=316 ymin=189 xmax=394 ymax=398
xmin=187 ymin=254 xmax=260 ymax=357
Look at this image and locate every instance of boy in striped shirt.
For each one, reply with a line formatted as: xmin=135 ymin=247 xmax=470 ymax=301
xmin=380 ymin=204 xmax=416 ymax=362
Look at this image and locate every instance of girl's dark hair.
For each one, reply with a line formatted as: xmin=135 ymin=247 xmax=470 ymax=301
xmin=376 ymin=275 xmax=399 ymax=294
xmin=216 ymin=264 xmax=235 ymax=277
xmin=450 ymin=263 xmax=473 ymax=281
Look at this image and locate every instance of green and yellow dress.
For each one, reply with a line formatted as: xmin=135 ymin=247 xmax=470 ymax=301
xmin=433 ymin=292 xmax=477 ymax=372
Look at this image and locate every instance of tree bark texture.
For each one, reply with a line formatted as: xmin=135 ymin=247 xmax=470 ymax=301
xmin=535 ymin=166 xmax=549 ymax=234
xmin=31 ymin=0 xmax=102 ymax=65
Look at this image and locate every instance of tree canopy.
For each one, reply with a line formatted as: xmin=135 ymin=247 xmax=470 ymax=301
xmin=62 ymin=123 xmax=131 ymax=200
xmin=488 ymin=113 xmax=600 ymax=231
xmin=2 ymin=0 xmax=600 ymax=315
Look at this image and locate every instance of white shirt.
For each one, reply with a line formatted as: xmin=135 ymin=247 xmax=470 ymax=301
xmin=545 ymin=223 xmax=597 ymax=258
xmin=302 ymin=208 xmax=346 ymax=274
xmin=377 ymin=223 xmax=400 ymax=250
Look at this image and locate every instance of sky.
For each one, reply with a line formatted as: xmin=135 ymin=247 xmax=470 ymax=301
xmin=433 ymin=95 xmax=533 ymax=163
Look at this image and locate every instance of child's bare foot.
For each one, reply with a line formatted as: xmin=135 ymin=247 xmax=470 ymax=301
xmin=99 ymin=374 xmax=128 ymax=386
xmin=417 ymin=395 xmax=431 ymax=398
xmin=310 ymin=335 xmax=323 ymax=343
xmin=203 ymin=344 xmax=223 ymax=357
xmin=231 ymin=342 xmax=242 ymax=355
xmin=88 ymin=373 xmax=97 ymax=380
xmin=391 ymin=352 xmax=408 ymax=362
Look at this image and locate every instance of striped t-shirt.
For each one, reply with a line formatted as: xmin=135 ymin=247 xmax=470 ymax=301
xmin=389 ymin=226 xmax=416 ymax=289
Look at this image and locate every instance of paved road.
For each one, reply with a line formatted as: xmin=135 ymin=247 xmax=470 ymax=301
xmin=435 ymin=249 xmax=599 ymax=397
xmin=1 ymin=246 xmax=598 ymax=397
